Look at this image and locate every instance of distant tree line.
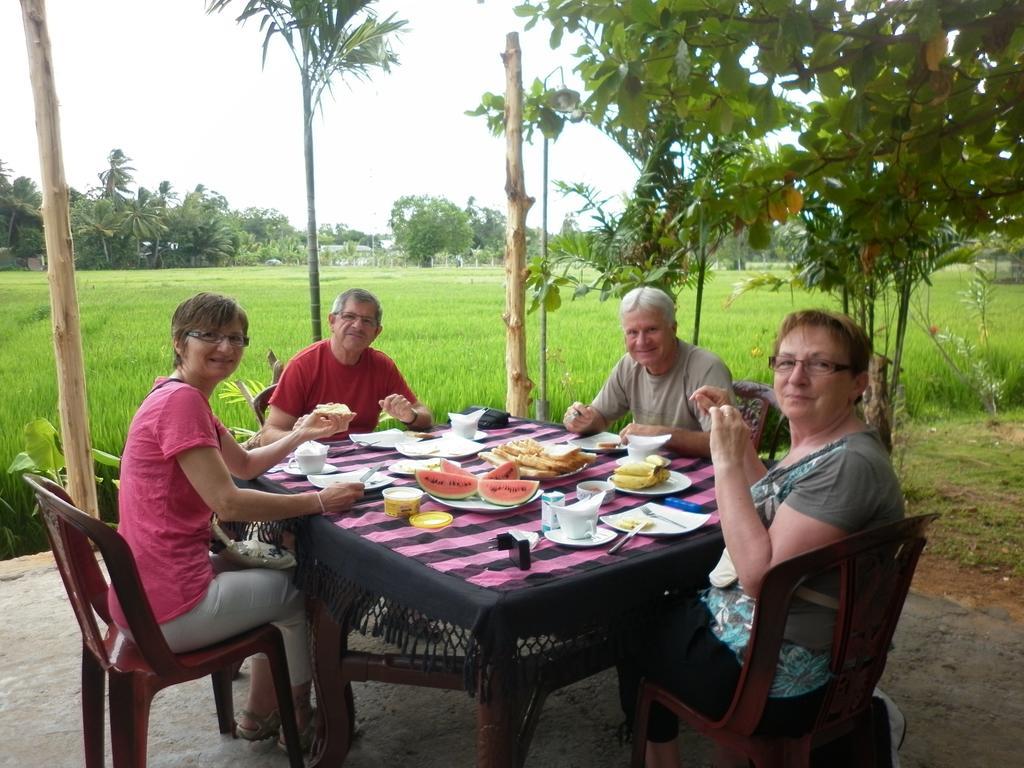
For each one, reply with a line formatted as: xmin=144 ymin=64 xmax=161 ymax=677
xmin=0 ymin=150 xmax=511 ymax=270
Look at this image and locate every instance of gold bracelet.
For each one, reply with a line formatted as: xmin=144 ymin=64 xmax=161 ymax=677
xmin=316 ymin=492 xmax=326 ymax=514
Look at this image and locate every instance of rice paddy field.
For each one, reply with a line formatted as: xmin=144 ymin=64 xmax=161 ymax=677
xmin=1 ymin=264 xmax=1022 ymax=558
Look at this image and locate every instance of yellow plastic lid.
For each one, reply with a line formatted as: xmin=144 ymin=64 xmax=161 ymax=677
xmin=409 ymin=511 xmax=453 ymax=529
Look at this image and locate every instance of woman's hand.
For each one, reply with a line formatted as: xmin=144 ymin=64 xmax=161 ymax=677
xmin=294 ymin=409 xmax=353 ymax=439
xmin=314 ymin=482 xmax=363 ymax=514
xmin=708 ymin=405 xmax=751 ymax=470
xmin=689 ymin=385 xmax=731 ymax=416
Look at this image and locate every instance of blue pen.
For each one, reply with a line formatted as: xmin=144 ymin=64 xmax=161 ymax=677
xmin=664 ymin=497 xmax=703 ymax=513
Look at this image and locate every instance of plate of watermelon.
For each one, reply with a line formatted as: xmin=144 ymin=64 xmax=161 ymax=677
xmin=414 ymin=460 xmax=543 ymax=513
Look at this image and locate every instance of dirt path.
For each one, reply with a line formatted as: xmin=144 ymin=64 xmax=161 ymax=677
xmin=2 ymin=554 xmax=1021 ymax=767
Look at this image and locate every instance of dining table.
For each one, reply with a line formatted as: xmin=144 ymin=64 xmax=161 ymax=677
xmin=253 ymin=415 xmax=725 ymax=768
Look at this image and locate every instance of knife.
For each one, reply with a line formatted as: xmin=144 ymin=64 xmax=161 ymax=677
xmin=608 ymin=509 xmax=651 ymax=554
xmin=359 ymin=465 xmax=380 ymax=483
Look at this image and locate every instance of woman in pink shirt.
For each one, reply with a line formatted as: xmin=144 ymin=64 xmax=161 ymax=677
xmin=115 ymin=292 xmax=362 ymax=749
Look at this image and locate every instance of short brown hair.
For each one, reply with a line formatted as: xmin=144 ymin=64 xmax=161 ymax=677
xmin=773 ymin=309 xmax=871 ymax=375
xmin=171 ymin=292 xmax=248 ymax=367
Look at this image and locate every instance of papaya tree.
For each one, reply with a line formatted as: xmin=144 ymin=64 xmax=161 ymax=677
xmin=511 ymin=0 xmax=1024 ymax=419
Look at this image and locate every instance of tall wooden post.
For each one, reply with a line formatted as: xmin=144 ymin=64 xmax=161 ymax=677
xmin=501 ymin=33 xmax=534 ymax=417
xmin=20 ymin=0 xmax=100 ymax=517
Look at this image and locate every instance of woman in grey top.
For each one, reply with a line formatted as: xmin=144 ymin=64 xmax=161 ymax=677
xmin=620 ymin=309 xmax=904 ymax=768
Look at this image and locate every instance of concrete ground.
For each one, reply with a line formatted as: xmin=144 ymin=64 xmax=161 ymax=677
xmin=1 ymin=553 xmax=1021 ymax=767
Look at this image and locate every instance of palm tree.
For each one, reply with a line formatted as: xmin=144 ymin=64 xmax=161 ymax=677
xmin=98 ymin=149 xmax=135 ymax=204
xmin=75 ymin=198 xmax=124 ymax=264
xmin=122 ymin=188 xmax=168 ymax=265
xmin=2 ymin=176 xmax=42 ymax=249
xmin=206 ymin=0 xmax=406 ymax=340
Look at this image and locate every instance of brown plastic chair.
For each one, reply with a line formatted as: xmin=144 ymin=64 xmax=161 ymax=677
xmin=23 ymin=474 xmax=304 ymax=768
xmin=733 ymin=380 xmax=785 ymax=460
xmin=631 ymin=514 xmax=937 ymax=768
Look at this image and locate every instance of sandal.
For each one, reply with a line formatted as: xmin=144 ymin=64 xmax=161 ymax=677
xmin=278 ymin=709 xmax=317 ymax=754
xmin=236 ymin=708 xmax=281 ymax=742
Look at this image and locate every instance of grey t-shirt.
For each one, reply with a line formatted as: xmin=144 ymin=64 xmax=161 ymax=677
xmin=591 ymin=339 xmax=733 ymax=431
xmin=753 ymin=429 xmax=906 ymax=649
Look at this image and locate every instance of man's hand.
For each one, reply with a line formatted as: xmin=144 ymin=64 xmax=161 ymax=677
xmin=563 ymin=402 xmax=605 ymax=434
xmin=618 ymin=422 xmax=674 ymax=443
xmin=380 ymin=394 xmax=416 ymax=425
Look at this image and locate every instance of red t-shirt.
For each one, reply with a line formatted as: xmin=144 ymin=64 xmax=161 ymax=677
xmin=269 ymin=340 xmax=417 ymax=438
xmin=110 ymin=379 xmax=227 ymax=628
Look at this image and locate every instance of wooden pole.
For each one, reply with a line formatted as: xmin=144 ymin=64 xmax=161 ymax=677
xmin=501 ymin=33 xmax=534 ymax=417
xmin=20 ymin=0 xmax=100 ymax=517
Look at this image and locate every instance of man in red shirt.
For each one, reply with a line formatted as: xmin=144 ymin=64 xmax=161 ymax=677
xmin=261 ymin=288 xmax=433 ymax=441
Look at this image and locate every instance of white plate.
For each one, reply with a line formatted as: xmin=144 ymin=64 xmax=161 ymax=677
xmin=601 ymin=505 xmax=710 ymax=537
xmin=308 ymin=470 xmax=393 ymax=492
xmin=388 ymin=458 xmax=461 ymax=476
xmin=350 ymin=429 xmax=419 ymax=450
xmin=396 ymin=437 xmax=485 ymax=459
xmin=566 ymin=432 xmax=625 ymax=453
xmin=543 ymin=527 xmax=617 ymax=548
xmin=607 ymin=470 xmax=692 ymax=496
xmin=282 ymin=464 xmax=340 ymax=477
xmin=446 ymin=429 xmax=487 ymax=441
xmin=425 ymin=488 xmax=542 ymax=514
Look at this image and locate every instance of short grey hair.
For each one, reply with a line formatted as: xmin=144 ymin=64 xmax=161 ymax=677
xmin=619 ymin=286 xmax=676 ymax=326
xmin=330 ymin=288 xmax=382 ymax=326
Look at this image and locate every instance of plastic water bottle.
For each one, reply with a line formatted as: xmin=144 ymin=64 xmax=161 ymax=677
xmin=541 ymin=491 xmax=565 ymax=532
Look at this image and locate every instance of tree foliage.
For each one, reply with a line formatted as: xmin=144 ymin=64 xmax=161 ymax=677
xmin=389 ymin=194 xmax=473 ymax=266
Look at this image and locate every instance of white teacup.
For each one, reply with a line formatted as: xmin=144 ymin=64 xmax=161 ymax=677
xmin=576 ymin=480 xmax=614 ymax=502
xmin=449 ymin=411 xmax=482 ymax=440
xmin=293 ymin=441 xmax=328 ymax=474
xmin=555 ymin=494 xmax=605 ymax=540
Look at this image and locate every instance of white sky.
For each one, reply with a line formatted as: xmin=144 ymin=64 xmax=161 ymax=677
xmin=2 ymin=0 xmax=639 ymax=235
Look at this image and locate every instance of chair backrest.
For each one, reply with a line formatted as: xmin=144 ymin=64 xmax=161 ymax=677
xmin=24 ymin=474 xmax=183 ymax=677
xmin=732 ymin=380 xmax=785 ymax=459
xmin=724 ymin=514 xmax=937 ymax=736
xmin=252 ymin=383 xmax=277 ymax=426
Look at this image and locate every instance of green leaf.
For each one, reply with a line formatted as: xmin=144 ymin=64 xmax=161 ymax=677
xmin=6 ymin=452 xmax=35 ymax=474
xmin=24 ymin=418 xmax=65 ymax=475
xmin=91 ymin=449 xmax=122 ymax=469
xmin=817 ymin=71 xmax=842 ymax=99
xmin=675 ymin=40 xmax=691 ymax=81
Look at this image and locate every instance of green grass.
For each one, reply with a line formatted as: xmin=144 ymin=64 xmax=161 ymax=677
xmin=898 ymin=417 xmax=1024 ymax=577
xmin=1 ymin=264 xmax=1021 ymax=558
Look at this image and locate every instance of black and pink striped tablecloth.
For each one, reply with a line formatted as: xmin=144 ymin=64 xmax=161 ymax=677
xmin=259 ymin=417 xmax=720 ymax=592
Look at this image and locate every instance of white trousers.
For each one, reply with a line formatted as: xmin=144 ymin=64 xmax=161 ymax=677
xmin=158 ymin=555 xmax=311 ymax=685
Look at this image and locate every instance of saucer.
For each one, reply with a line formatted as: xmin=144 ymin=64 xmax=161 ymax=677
xmin=543 ymin=527 xmax=617 ymax=548
xmin=283 ymin=464 xmax=339 ymax=477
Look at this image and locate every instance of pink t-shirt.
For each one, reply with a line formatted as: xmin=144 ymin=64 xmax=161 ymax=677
xmin=270 ymin=340 xmax=417 ymax=438
xmin=109 ymin=379 xmax=227 ymax=628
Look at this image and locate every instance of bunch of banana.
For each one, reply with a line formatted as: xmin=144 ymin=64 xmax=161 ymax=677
xmin=610 ymin=455 xmax=670 ymax=490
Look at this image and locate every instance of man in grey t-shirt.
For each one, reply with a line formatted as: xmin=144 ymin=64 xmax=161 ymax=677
xmin=563 ymin=287 xmax=733 ymax=458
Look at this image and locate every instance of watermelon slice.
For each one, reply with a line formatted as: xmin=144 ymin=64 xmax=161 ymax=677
xmin=441 ymin=459 xmax=474 ymax=477
xmin=477 ymin=478 xmax=540 ymax=506
xmin=481 ymin=460 xmax=520 ymax=481
xmin=415 ymin=469 xmax=478 ymax=500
